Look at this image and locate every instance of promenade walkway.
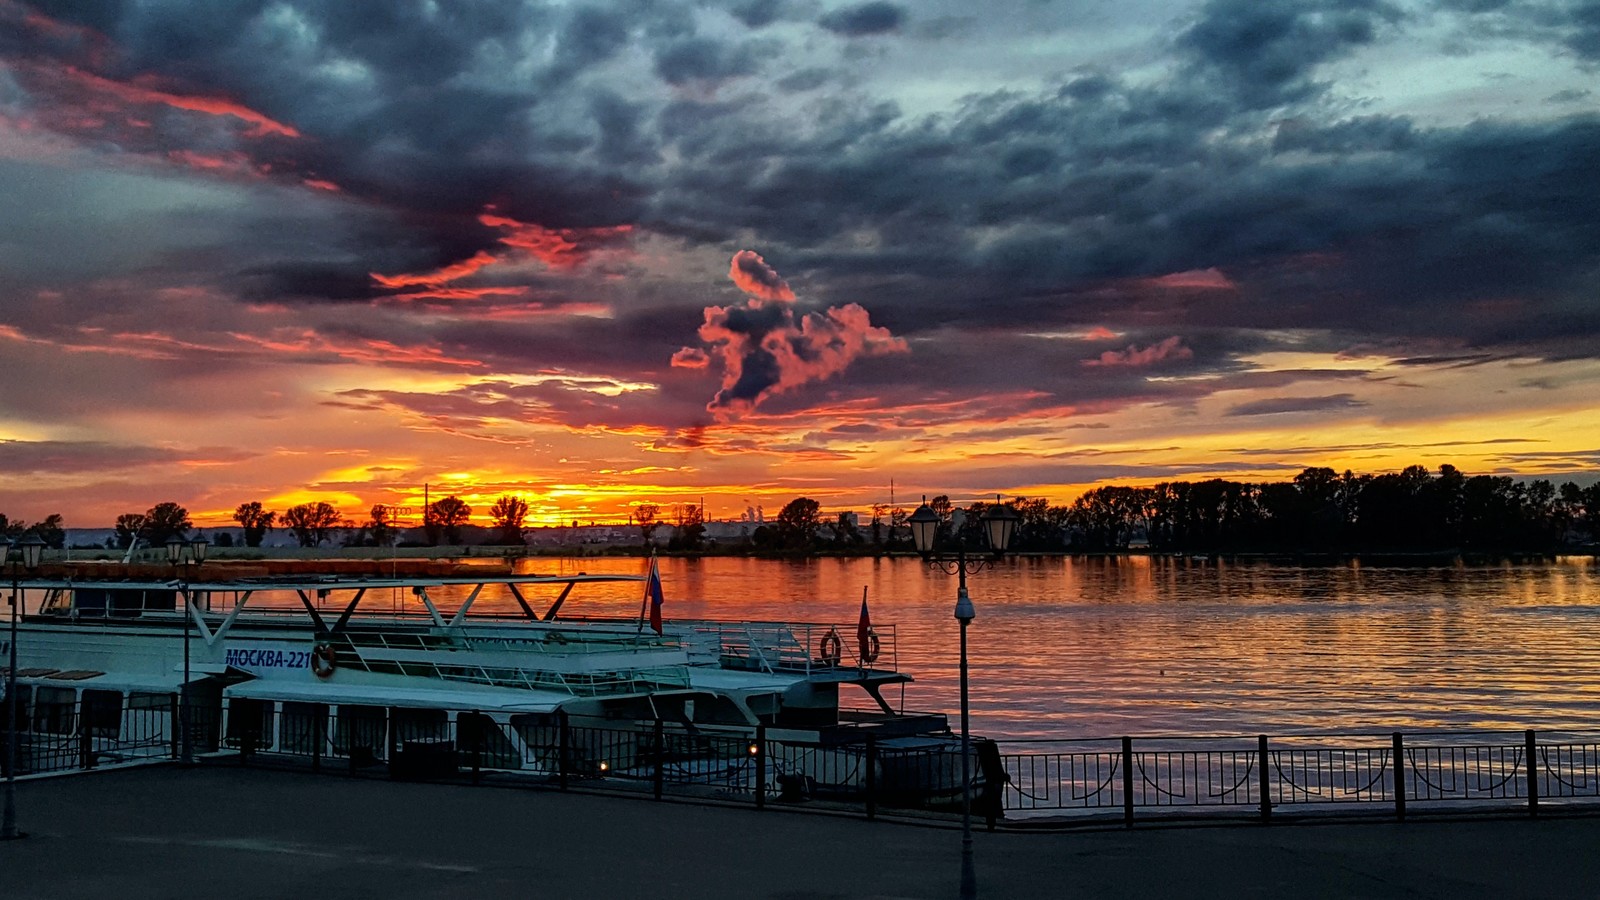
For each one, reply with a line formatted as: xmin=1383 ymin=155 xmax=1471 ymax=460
xmin=2 ymin=766 xmax=1597 ymax=899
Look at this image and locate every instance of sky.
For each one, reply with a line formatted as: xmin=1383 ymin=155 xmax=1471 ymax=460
xmin=1 ymin=0 xmax=1598 ymax=529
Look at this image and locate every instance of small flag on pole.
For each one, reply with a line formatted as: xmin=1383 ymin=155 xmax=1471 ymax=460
xmin=646 ymin=555 xmax=664 ymax=635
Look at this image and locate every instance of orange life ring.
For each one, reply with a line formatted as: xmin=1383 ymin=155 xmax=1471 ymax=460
xmin=311 ymin=643 xmax=337 ymax=679
xmin=818 ymin=629 xmax=843 ymax=666
xmin=859 ymin=629 xmax=880 ymax=664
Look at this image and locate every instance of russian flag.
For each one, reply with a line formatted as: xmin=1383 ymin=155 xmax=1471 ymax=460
xmin=646 ymin=555 xmax=664 ymax=635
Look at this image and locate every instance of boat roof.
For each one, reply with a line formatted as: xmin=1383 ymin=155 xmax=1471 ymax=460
xmin=222 ymin=678 xmax=577 ymax=713
xmin=14 ymin=572 xmax=645 ymax=592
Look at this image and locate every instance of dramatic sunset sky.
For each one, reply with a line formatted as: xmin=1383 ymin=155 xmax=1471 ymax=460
xmin=2 ymin=0 xmax=1597 ymax=528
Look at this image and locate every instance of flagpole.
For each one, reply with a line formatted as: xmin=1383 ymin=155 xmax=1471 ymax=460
xmin=637 ymin=551 xmax=651 ymax=634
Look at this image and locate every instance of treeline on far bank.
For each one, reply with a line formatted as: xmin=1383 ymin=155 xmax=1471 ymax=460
xmin=730 ymin=464 xmax=1599 ymax=557
xmin=1058 ymin=465 xmax=1598 ymax=555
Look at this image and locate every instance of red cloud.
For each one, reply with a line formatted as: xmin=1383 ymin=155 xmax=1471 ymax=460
xmin=671 ymin=348 xmax=710 ymax=369
xmin=683 ymin=252 xmax=907 ymax=418
xmin=479 ymin=213 xmax=634 ymax=270
xmin=1086 ymin=336 xmax=1194 ymax=368
xmin=370 ymin=251 xmax=500 ymax=289
xmin=1141 ymin=267 xmax=1236 ymax=290
xmin=729 ymin=250 xmax=795 ymax=301
xmin=61 ymin=65 xmax=300 ymax=138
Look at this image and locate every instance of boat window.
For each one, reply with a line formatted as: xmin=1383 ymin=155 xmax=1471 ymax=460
xmin=225 ymin=698 xmax=275 ymax=749
xmin=4 ymin=685 xmax=30 ymax=730
xmin=392 ymin=707 xmax=448 ymax=743
xmin=82 ymin=689 xmax=122 ymax=738
xmin=334 ymin=705 xmax=387 ymax=758
xmin=32 ymin=687 xmax=76 ymax=734
xmin=40 ymin=589 xmax=71 ymax=616
xmin=128 ymin=692 xmax=170 ymax=711
xmin=280 ymin=702 xmax=328 ymax=755
xmin=689 ymin=695 xmax=751 ymax=726
xmin=457 ymin=712 xmax=521 ymax=770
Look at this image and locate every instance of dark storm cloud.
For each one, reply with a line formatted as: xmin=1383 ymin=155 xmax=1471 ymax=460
xmin=7 ymin=0 xmax=1600 ymax=422
xmin=818 ymin=2 xmax=906 ymax=36
xmin=1175 ymin=0 xmax=1402 ymax=108
xmin=730 ymin=0 xmax=786 ymax=29
xmin=1224 ymin=394 xmax=1369 ymax=417
xmin=653 ymin=36 xmax=763 ymax=85
xmin=0 ymin=440 xmax=257 ymax=473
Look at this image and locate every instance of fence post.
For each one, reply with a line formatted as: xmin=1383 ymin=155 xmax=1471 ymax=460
xmin=311 ymin=707 xmax=323 ymax=774
xmin=557 ymin=710 xmax=569 ymax=791
xmin=1258 ymin=735 xmax=1271 ymax=823
xmin=755 ymin=725 xmax=767 ymax=811
xmin=1526 ymin=729 xmax=1539 ymax=818
xmin=1121 ymin=736 xmax=1135 ymax=828
xmin=864 ymin=735 xmax=877 ymax=821
xmin=1392 ymin=732 xmax=1406 ymax=823
xmin=470 ymin=711 xmax=482 ymax=785
xmin=78 ymin=694 xmax=92 ymax=770
xmin=653 ymin=717 xmax=665 ymax=800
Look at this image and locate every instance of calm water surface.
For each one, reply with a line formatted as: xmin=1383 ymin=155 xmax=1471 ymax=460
xmin=482 ymin=555 xmax=1600 ymax=740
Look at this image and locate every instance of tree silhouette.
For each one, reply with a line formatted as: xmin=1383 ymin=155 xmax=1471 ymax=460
xmin=634 ymin=503 xmax=660 ymax=549
xmin=365 ymin=504 xmax=399 ymax=547
xmin=428 ymin=496 xmax=472 ymax=544
xmin=489 ymin=495 xmax=529 ymax=545
xmin=114 ymin=513 xmax=148 ymax=549
xmin=774 ymin=497 xmax=822 ymax=551
xmin=143 ymin=502 xmax=191 ymax=546
xmin=233 ymin=501 xmax=276 ymax=548
xmin=283 ymin=502 xmax=340 ymax=547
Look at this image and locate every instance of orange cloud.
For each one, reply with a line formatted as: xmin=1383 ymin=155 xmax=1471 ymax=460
xmin=1086 ymin=336 xmax=1194 ymax=368
xmin=1142 ymin=267 xmax=1236 ymax=290
xmin=688 ymin=253 xmax=907 ymax=417
xmin=63 ymin=65 xmax=300 ymax=139
xmin=371 ymin=251 xmax=500 ymax=289
xmin=479 ymin=213 xmax=634 ymax=270
xmin=671 ymin=348 xmax=710 ymax=368
xmin=729 ymin=250 xmax=794 ymax=301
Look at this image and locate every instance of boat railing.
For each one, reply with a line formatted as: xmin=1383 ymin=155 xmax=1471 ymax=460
xmin=690 ymin=621 xmax=897 ymax=675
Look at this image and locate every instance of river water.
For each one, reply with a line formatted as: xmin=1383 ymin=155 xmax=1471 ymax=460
xmin=494 ymin=554 xmax=1600 ymax=741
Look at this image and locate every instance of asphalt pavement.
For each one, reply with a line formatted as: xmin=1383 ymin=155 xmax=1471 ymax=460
xmin=2 ymin=765 xmax=1597 ymax=899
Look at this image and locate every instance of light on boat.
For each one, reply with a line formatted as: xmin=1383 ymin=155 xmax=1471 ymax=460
xmin=747 ymin=743 xmax=759 ymax=756
xmin=598 ymin=761 xmax=609 ymax=772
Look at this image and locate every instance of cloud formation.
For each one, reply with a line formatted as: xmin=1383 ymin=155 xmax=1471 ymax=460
xmin=686 ymin=252 xmax=907 ymax=417
xmin=2 ymin=0 xmax=1598 ymax=524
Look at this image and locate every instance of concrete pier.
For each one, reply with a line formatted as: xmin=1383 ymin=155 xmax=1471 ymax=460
xmin=3 ymin=766 xmax=1598 ymax=899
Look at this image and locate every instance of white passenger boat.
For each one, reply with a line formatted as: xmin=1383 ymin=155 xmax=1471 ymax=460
xmin=1 ymin=569 xmax=999 ymax=811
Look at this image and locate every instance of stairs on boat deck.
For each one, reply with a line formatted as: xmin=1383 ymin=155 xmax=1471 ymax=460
xmin=703 ymin=624 xmax=813 ymax=673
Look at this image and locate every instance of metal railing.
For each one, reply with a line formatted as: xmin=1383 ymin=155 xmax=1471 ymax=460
xmin=993 ymin=730 xmax=1600 ymax=824
xmin=15 ymin=698 xmax=1600 ymax=830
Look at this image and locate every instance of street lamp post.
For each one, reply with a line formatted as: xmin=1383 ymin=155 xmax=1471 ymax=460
xmin=4 ymin=534 xmax=46 ymax=841
xmin=908 ymin=497 xmax=1019 ymax=900
xmin=167 ymin=535 xmax=208 ymax=765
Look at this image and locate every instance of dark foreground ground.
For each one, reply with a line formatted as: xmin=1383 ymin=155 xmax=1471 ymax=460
xmin=3 ymin=766 xmax=1599 ymax=899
